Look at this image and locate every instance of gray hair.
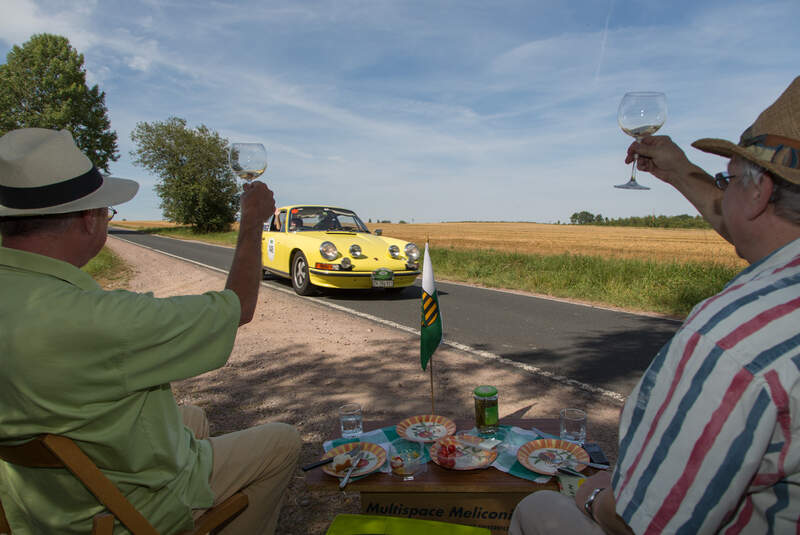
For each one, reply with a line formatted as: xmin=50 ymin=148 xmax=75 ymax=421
xmin=738 ymin=158 xmax=800 ymax=225
xmin=0 ymin=212 xmax=82 ymax=238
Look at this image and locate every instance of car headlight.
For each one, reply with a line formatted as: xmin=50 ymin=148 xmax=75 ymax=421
xmin=320 ymin=241 xmax=338 ymax=260
xmin=404 ymin=243 xmax=420 ymax=261
xmin=388 ymin=245 xmax=400 ymax=258
xmin=349 ymin=244 xmax=362 ymax=257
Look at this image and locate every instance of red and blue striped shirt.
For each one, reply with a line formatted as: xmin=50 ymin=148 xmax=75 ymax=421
xmin=613 ymin=238 xmax=800 ymax=534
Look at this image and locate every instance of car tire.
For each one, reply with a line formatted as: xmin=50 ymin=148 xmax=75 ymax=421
xmin=291 ymin=252 xmax=315 ymax=296
xmin=262 ymin=267 xmax=273 ymax=280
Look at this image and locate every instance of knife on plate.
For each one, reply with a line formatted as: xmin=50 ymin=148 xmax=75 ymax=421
xmin=302 ymin=444 xmax=362 ymax=472
xmin=569 ymin=459 xmax=610 ymax=470
xmin=339 ymin=449 xmax=365 ymax=489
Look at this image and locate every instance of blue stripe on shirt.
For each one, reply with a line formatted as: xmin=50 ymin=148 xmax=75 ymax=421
xmin=675 ymin=390 xmax=771 ymax=534
xmin=622 ymin=344 xmax=725 ymax=522
xmin=613 ymin=338 xmax=672 ymax=489
xmin=747 ymin=332 xmax=800 ymax=374
xmin=699 ymin=274 xmax=800 ymax=337
xmin=765 ymin=480 xmax=791 ymax=533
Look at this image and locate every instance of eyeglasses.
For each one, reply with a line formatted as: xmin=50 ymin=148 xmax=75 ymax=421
xmin=107 ymin=207 xmax=118 ymax=221
xmin=713 ymin=172 xmax=736 ymax=191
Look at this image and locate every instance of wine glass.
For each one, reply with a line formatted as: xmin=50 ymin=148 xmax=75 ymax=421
xmin=229 ymin=143 xmax=267 ymax=181
xmin=616 ymin=92 xmax=667 ymax=190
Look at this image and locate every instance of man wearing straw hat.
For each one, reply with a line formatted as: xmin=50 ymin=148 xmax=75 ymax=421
xmin=511 ymin=76 xmax=800 ymax=534
xmin=0 ymin=128 xmax=300 ymax=534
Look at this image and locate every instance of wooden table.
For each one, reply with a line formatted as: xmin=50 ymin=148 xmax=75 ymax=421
xmin=304 ymin=418 xmax=593 ymax=534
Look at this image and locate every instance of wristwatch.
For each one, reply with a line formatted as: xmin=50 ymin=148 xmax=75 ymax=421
xmin=584 ymin=487 xmax=606 ymax=520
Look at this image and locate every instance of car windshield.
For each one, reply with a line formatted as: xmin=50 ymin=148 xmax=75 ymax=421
xmin=287 ymin=207 xmax=369 ymax=232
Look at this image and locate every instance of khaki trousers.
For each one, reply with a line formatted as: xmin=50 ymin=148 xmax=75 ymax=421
xmin=508 ymin=491 xmax=605 ymax=535
xmin=180 ymin=405 xmax=301 ymax=534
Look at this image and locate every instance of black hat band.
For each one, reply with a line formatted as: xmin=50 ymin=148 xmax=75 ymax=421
xmin=0 ymin=167 xmax=103 ymax=209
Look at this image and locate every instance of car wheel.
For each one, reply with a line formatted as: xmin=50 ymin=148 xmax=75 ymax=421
xmin=262 ymin=267 xmax=273 ymax=280
xmin=291 ymin=252 xmax=315 ymax=296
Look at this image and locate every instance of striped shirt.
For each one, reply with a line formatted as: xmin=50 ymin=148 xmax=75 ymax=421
xmin=612 ymin=238 xmax=800 ymax=534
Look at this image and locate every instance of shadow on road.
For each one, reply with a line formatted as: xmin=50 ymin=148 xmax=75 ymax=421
xmin=501 ymin=317 xmax=677 ymax=396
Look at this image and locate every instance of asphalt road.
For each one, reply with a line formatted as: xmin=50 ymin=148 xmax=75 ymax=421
xmin=110 ymin=229 xmax=682 ymax=399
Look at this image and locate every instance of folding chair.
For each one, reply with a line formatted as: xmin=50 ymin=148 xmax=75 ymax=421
xmin=0 ymin=434 xmax=247 ymax=534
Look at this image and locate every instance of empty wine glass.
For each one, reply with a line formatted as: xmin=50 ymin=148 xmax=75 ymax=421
xmin=229 ymin=143 xmax=267 ymax=181
xmin=616 ymin=92 xmax=667 ymax=190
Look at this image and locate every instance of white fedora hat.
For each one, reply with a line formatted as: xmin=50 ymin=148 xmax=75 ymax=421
xmin=0 ymin=128 xmax=138 ymax=217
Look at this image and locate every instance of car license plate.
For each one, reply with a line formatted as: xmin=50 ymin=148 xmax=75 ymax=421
xmin=371 ymin=268 xmax=394 ymax=288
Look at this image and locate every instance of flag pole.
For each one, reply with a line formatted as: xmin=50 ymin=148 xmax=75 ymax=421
xmin=429 ymin=353 xmax=435 ymax=414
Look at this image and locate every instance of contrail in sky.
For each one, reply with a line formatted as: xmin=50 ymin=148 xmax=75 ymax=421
xmin=595 ymin=0 xmax=614 ymax=83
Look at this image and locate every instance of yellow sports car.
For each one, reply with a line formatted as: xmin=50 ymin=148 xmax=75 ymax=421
xmin=261 ymin=205 xmax=421 ymax=295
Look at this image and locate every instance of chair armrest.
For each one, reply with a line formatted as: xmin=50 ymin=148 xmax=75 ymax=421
xmin=189 ymin=493 xmax=248 ymax=534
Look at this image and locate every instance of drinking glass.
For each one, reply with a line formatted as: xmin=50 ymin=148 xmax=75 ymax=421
xmin=616 ymin=92 xmax=667 ymax=190
xmin=229 ymin=143 xmax=267 ymax=181
xmin=338 ymin=403 xmax=363 ymax=438
xmin=389 ymin=439 xmax=427 ymax=480
xmin=559 ymin=408 xmax=587 ymax=446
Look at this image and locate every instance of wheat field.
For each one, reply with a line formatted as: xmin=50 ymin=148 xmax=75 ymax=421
xmin=114 ymin=220 xmax=746 ymax=269
xmin=367 ymin=222 xmax=746 ymax=269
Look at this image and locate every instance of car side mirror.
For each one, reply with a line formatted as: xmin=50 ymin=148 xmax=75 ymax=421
xmin=374 ymin=229 xmax=382 ymax=236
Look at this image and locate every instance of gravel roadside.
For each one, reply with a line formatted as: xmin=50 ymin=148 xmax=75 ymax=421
xmin=105 ymin=236 xmax=626 ymax=534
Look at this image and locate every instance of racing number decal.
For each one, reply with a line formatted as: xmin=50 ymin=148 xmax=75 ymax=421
xmin=267 ymin=238 xmax=276 ymax=261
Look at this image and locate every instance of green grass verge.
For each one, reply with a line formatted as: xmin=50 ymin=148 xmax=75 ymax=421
xmin=83 ymin=247 xmax=131 ymax=287
xmin=133 ymin=227 xmax=738 ymax=317
xmin=430 ymin=247 xmax=737 ymax=317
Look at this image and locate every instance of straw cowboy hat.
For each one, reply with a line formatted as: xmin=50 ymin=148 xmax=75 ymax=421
xmin=0 ymin=128 xmax=138 ymax=217
xmin=693 ymin=76 xmax=800 ymax=185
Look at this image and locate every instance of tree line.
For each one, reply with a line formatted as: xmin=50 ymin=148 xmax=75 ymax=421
xmin=570 ymin=211 xmax=711 ymax=229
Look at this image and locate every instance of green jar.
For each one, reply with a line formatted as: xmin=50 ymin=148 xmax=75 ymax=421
xmin=473 ymin=385 xmax=499 ymax=436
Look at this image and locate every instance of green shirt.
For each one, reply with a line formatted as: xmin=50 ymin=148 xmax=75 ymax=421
xmin=0 ymin=246 xmax=241 ymax=534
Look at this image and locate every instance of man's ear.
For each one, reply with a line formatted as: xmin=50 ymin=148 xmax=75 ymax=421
xmin=80 ymin=209 xmax=99 ymax=233
xmin=745 ymin=173 xmax=774 ymax=220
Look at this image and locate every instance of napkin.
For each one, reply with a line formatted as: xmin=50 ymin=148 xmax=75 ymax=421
xmin=466 ymin=425 xmax=552 ymax=484
xmin=323 ymin=425 xmax=432 ymax=475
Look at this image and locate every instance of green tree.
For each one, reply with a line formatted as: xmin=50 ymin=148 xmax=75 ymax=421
xmin=570 ymin=211 xmax=597 ymax=225
xmin=0 ymin=33 xmax=118 ymax=171
xmin=131 ymin=117 xmax=239 ymax=233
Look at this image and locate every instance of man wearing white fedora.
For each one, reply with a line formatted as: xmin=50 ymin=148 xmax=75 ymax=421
xmin=511 ymin=76 xmax=800 ymax=534
xmin=0 ymin=128 xmax=300 ymax=534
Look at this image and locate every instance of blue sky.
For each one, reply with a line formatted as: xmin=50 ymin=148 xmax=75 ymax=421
xmin=2 ymin=0 xmax=797 ymax=223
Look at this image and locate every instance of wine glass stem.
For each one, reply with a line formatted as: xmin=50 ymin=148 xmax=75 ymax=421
xmin=630 ymin=137 xmax=641 ymax=182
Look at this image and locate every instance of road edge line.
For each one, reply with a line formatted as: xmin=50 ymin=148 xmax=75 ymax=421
xmin=109 ymin=235 xmax=627 ymax=403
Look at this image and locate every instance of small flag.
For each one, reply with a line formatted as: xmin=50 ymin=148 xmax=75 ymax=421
xmin=420 ymin=243 xmax=442 ymax=371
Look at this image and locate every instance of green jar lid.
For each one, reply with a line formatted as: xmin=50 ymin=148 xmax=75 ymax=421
xmin=473 ymin=385 xmax=498 ymax=397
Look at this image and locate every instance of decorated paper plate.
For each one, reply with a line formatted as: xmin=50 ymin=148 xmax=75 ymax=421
xmin=429 ymin=435 xmax=498 ymax=470
xmin=396 ymin=414 xmax=456 ymax=442
xmin=321 ymin=442 xmax=387 ymax=478
xmin=517 ymin=438 xmax=590 ymax=476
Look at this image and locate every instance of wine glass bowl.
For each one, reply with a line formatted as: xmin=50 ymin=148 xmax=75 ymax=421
xmin=229 ymin=143 xmax=267 ymax=181
xmin=616 ymin=92 xmax=667 ymax=190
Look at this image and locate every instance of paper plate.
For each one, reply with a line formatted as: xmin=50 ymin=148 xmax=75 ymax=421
xmin=429 ymin=435 xmax=498 ymax=470
xmin=395 ymin=414 xmax=456 ymax=442
xmin=517 ymin=438 xmax=590 ymax=476
xmin=321 ymin=442 xmax=387 ymax=478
